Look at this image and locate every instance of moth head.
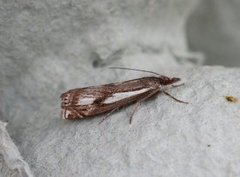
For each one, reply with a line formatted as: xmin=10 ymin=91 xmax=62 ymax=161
xmin=159 ymin=76 xmax=181 ymax=85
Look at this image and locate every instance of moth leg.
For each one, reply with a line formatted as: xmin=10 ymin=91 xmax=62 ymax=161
xmin=163 ymin=91 xmax=188 ymax=104
xmin=129 ymin=89 xmax=161 ymax=124
xmin=98 ymin=107 xmax=119 ymax=124
xmin=129 ymin=102 xmax=141 ymax=124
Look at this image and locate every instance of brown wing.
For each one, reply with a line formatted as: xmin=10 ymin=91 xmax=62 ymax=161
xmin=61 ymin=77 xmax=159 ymax=119
xmin=76 ymin=88 xmax=157 ymax=117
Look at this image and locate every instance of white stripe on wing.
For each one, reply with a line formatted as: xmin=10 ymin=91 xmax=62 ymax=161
xmin=103 ymin=88 xmax=150 ymax=104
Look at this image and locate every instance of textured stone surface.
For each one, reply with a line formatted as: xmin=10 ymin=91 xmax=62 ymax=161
xmin=0 ymin=121 xmax=33 ymax=177
xmin=2 ymin=65 xmax=240 ymax=177
xmin=6 ymin=0 xmax=240 ymax=177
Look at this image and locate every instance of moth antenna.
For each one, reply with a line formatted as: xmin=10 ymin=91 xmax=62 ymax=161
xmin=109 ymin=67 xmax=161 ymax=76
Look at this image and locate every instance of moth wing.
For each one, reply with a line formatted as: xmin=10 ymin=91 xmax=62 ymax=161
xmin=76 ymin=87 xmax=156 ymax=117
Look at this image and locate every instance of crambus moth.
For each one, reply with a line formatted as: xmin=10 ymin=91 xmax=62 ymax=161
xmin=61 ymin=67 xmax=188 ymax=123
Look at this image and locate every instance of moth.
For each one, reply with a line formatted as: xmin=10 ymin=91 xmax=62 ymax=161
xmin=60 ymin=67 xmax=188 ymax=123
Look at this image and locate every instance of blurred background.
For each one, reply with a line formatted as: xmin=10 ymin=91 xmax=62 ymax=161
xmin=187 ymin=0 xmax=240 ymax=67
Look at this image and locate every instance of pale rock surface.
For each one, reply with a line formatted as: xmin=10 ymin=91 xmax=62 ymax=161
xmin=4 ymin=66 xmax=240 ymax=177
xmin=2 ymin=65 xmax=240 ymax=177
xmin=2 ymin=0 xmax=240 ymax=177
xmin=0 ymin=121 xmax=33 ymax=177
